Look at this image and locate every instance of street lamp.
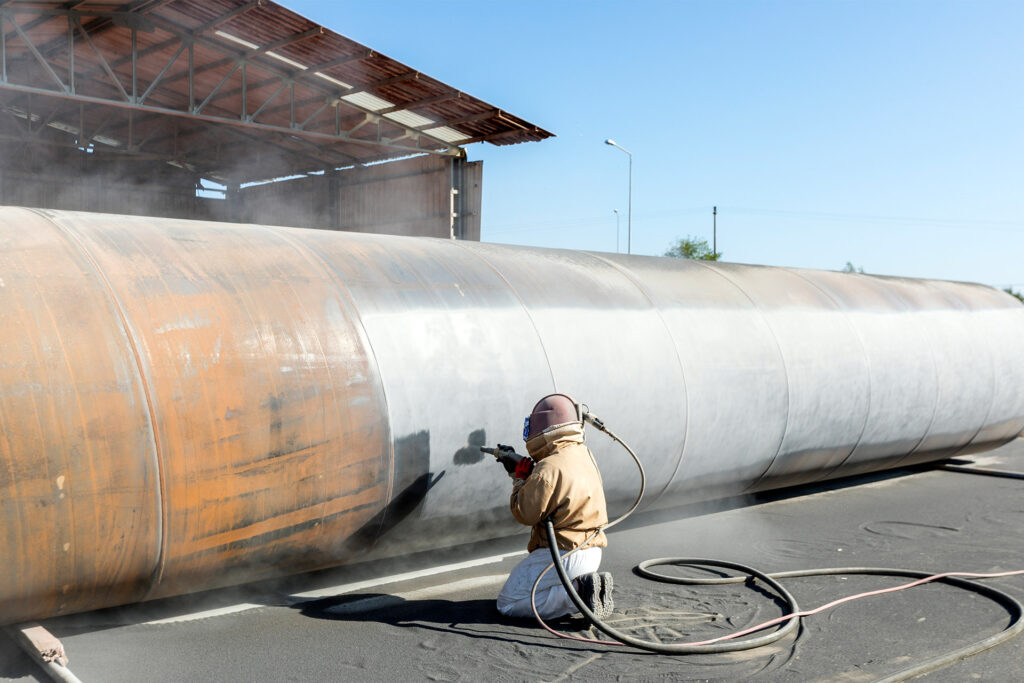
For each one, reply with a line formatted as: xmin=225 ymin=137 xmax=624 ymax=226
xmin=613 ymin=209 xmax=620 ymax=253
xmin=604 ymin=138 xmax=632 ymax=254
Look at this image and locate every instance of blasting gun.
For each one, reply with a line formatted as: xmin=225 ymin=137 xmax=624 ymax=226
xmin=481 ymin=444 xmax=535 ymax=479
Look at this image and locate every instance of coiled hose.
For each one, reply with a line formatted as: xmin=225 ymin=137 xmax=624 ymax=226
xmin=532 ymin=413 xmax=1024 ymax=680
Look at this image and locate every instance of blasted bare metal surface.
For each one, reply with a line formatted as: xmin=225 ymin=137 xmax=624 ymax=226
xmin=1 ymin=207 xmax=1023 ymax=624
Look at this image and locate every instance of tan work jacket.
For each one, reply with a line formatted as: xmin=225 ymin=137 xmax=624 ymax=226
xmin=510 ymin=423 xmax=609 ymax=552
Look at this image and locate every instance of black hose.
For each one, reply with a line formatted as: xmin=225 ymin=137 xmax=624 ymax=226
xmin=544 ymin=520 xmax=801 ymax=653
xmin=939 ymin=463 xmax=1024 ymax=480
xmin=548 ymin=522 xmax=1024 ymax=677
xmin=535 ymin=413 xmax=1024 ymax=677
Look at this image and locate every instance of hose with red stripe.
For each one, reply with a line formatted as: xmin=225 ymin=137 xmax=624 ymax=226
xmin=533 ymin=413 xmax=1024 ymax=680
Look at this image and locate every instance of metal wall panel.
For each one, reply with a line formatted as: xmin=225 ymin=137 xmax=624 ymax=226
xmin=236 ymin=155 xmax=477 ymax=239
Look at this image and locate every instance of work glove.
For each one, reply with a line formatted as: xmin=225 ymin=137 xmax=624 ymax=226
xmin=490 ymin=444 xmax=534 ymax=480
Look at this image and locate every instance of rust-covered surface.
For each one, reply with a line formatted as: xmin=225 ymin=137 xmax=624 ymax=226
xmin=0 ymin=209 xmax=160 ymax=621
xmin=0 ymin=207 xmax=392 ymax=619
xmin=2 ymin=207 xmax=1023 ymax=625
xmin=68 ymin=212 xmax=393 ymax=600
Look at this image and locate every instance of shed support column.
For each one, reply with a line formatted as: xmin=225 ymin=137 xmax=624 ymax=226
xmin=226 ymin=179 xmax=241 ymax=222
xmin=327 ymin=169 xmax=341 ymax=230
xmin=450 ymin=154 xmax=468 ymax=240
xmin=457 ymin=157 xmax=483 ymax=241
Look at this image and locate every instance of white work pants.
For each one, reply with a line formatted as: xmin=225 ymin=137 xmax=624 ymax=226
xmin=496 ymin=546 xmax=602 ymax=619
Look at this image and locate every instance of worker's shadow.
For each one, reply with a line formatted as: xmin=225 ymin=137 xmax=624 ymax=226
xmin=294 ymin=594 xmax=593 ymax=648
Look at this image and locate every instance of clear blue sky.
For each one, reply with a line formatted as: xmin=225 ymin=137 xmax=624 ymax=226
xmin=286 ymin=1 xmax=1023 ymax=289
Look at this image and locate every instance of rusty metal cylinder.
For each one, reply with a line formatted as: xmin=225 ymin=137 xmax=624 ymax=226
xmin=1 ymin=207 xmax=1023 ymax=624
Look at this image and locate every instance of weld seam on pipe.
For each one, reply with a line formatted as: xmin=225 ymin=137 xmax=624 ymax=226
xmin=271 ymin=227 xmax=398 ymax=529
xmin=450 ymin=240 xmax=559 ymax=393
xmin=585 ymin=251 xmax=691 ymax=508
xmin=34 ymin=210 xmax=169 ymax=592
xmin=786 ymin=268 xmax=872 ymax=481
xmin=696 ymin=263 xmax=793 ymax=491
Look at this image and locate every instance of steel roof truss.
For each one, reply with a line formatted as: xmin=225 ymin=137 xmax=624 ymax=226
xmin=295 ymin=49 xmax=373 ymax=80
xmin=73 ymin=14 xmax=129 ymax=101
xmin=341 ymin=70 xmax=419 ymax=98
xmin=0 ymin=5 xmax=479 ymax=167
xmin=193 ymin=60 xmax=238 ymax=115
xmin=129 ymin=111 xmax=361 ymax=174
xmin=142 ymin=13 xmax=461 ymax=154
xmin=174 ymin=24 xmax=459 ymax=154
xmin=137 ymin=36 xmax=183 ymax=104
xmin=231 ymin=136 xmax=334 ymax=172
xmin=142 ymin=24 xmax=323 ymax=97
xmin=0 ymin=78 xmax=433 ymax=159
xmin=344 ymin=112 xmax=374 ymax=136
xmin=29 ymin=96 xmax=64 ymax=136
xmin=412 ymin=108 xmax=498 ymax=132
xmin=0 ymin=97 xmax=365 ymax=178
xmin=194 ymin=0 xmax=263 ymax=35
xmin=0 ymin=100 xmax=30 ymax=136
xmin=297 ymin=98 xmax=329 ymax=130
xmin=129 ymin=118 xmax=161 ymax=151
xmin=246 ymin=77 xmax=285 ymax=122
xmin=82 ymin=115 xmax=117 ymax=147
xmin=9 ymin=13 xmax=68 ymax=93
xmin=376 ymin=91 xmax=461 ymax=115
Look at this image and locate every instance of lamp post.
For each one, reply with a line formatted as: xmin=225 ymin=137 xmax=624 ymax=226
xmin=604 ymin=139 xmax=632 ymax=254
xmin=713 ymin=205 xmax=717 ymax=255
xmin=613 ymin=209 xmax=620 ymax=253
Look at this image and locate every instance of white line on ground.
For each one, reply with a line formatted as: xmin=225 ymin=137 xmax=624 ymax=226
xmin=144 ymin=550 xmax=526 ymax=625
xmin=320 ymin=575 xmax=508 ymax=616
xmin=144 ymin=603 xmax=266 ymax=625
xmin=290 ymin=550 xmax=525 ymax=600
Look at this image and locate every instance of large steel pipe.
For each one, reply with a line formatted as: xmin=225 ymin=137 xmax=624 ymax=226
xmin=2 ymin=207 xmax=1023 ymax=624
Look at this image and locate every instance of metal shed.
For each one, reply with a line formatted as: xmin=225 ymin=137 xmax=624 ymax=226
xmin=0 ymin=0 xmax=553 ymax=238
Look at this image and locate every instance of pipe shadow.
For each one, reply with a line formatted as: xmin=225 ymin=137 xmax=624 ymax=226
xmin=294 ymin=594 xmax=599 ymax=650
xmin=0 ymin=632 xmax=36 ymax=678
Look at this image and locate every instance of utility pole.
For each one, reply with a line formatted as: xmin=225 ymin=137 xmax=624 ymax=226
xmin=713 ymin=206 xmax=717 ymax=255
xmin=613 ymin=209 xmax=620 ymax=253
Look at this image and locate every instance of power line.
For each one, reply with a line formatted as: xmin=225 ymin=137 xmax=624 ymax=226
xmin=484 ymin=206 xmax=709 ymax=235
xmin=728 ymin=206 xmax=1024 ymax=230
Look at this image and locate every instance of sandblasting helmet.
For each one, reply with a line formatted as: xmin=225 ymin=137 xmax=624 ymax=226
xmin=523 ymin=393 xmax=582 ymax=442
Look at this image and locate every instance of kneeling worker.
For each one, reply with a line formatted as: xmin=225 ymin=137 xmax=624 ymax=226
xmin=492 ymin=393 xmax=614 ymax=620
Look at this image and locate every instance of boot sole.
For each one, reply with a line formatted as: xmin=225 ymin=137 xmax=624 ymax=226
xmin=599 ymin=572 xmax=614 ymax=617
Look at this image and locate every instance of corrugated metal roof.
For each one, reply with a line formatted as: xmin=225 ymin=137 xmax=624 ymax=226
xmin=0 ymin=0 xmax=553 ymax=181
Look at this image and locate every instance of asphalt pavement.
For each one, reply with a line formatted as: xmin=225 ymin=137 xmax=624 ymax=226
xmin=3 ymin=438 xmax=1024 ymax=682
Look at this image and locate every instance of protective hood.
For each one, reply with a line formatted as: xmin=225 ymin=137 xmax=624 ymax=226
xmin=525 ymin=422 xmax=585 ymax=461
xmin=524 ymin=393 xmax=581 ymax=441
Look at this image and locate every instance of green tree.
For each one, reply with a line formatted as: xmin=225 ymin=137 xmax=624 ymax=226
xmin=664 ymin=236 xmax=721 ymax=261
xmin=842 ymin=261 xmax=865 ymax=273
xmin=1004 ymin=286 xmax=1024 ymax=303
